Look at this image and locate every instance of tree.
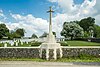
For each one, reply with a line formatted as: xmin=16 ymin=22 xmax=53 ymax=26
xmin=31 ymin=33 xmax=38 ymax=38
xmin=61 ymin=22 xmax=84 ymax=40
xmin=78 ymin=17 xmax=95 ymax=32
xmin=12 ymin=28 xmax=25 ymax=38
xmin=0 ymin=24 xmax=9 ymax=39
xmin=39 ymin=32 xmax=48 ymax=38
xmin=93 ymin=24 xmax=100 ymax=38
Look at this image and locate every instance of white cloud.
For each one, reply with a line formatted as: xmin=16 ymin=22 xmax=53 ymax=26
xmin=0 ymin=9 xmax=5 ymax=18
xmin=0 ymin=9 xmax=7 ymax=20
xmin=0 ymin=21 xmax=4 ymax=24
xmin=6 ymin=14 xmax=49 ymax=37
xmin=49 ymin=0 xmax=74 ymax=13
xmin=94 ymin=14 xmax=100 ymax=25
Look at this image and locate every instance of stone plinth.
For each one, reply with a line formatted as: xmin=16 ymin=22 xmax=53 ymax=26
xmin=40 ymin=43 xmax=62 ymax=60
xmin=40 ymin=33 xmax=62 ymax=60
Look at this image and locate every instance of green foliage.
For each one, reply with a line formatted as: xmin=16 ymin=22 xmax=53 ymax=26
xmin=0 ymin=24 xmax=9 ymax=39
xmin=84 ymin=31 xmax=89 ymax=38
xmin=57 ymin=58 xmax=100 ymax=62
xmin=30 ymin=41 xmax=42 ymax=46
xmin=61 ymin=17 xmax=100 ymax=38
xmin=7 ymin=33 xmax=13 ymax=39
xmin=94 ymin=24 xmax=100 ymax=38
xmin=15 ymin=28 xmax=25 ymax=37
xmin=61 ymin=22 xmax=84 ymax=40
xmin=39 ymin=32 xmax=48 ymax=38
xmin=78 ymin=17 xmax=95 ymax=32
xmin=31 ymin=33 xmax=38 ymax=38
xmin=7 ymin=28 xmax=25 ymax=39
xmin=78 ymin=53 xmax=96 ymax=60
xmin=0 ymin=43 xmax=4 ymax=47
xmin=39 ymin=32 xmax=56 ymax=38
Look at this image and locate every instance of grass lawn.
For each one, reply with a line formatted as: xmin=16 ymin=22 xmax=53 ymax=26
xmin=0 ymin=58 xmax=100 ymax=62
xmin=0 ymin=40 xmax=100 ymax=47
xmin=60 ymin=41 xmax=100 ymax=46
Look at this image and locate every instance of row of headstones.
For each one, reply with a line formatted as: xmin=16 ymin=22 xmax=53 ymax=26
xmin=3 ymin=40 xmax=29 ymax=47
xmin=56 ymin=38 xmax=65 ymax=42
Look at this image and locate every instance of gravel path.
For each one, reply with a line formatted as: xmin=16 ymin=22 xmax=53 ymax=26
xmin=0 ymin=61 xmax=100 ymax=67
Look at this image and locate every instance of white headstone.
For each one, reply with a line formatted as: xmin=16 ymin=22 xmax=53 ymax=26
xmin=26 ymin=41 xmax=29 ymax=44
xmin=15 ymin=42 xmax=18 ymax=46
xmin=21 ymin=41 xmax=23 ymax=45
xmin=11 ymin=42 xmax=14 ymax=46
xmin=4 ymin=43 xmax=7 ymax=47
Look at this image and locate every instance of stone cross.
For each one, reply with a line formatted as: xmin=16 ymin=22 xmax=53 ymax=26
xmin=47 ymin=6 xmax=54 ymax=35
xmin=46 ymin=6 xmax=56 ymax=43
xmin=40 ymin=7 xmax=62 ymax=60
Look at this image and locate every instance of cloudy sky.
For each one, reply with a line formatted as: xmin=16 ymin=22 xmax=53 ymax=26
xmin=0 ymin=0 xmax=99 ymax=37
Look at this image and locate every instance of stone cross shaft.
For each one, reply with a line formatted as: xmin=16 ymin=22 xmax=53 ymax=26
xmin=47 ymin=7 xmax=54 ymax=35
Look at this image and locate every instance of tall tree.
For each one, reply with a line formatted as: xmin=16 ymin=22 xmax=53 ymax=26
xmin=15 ymin=28 xmax=25 ymax=38
xmin=78 ymin=17 xmax=95 ymax=31
xmin=31 ymin=33 xmax=38 ymax=38
xmin=39 ymin=32 xmax=48 ymax=38
xmin=61 ymin=22 xmax=84 ymax=40
xmin=0 ymin=24 xmax=9 ymax=39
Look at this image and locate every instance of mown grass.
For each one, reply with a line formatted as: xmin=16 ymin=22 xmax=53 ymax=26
xmin=0 ymin=58 xmax=100 ymax=62
xmin=60 ymin=41 xmax=100 ymax=46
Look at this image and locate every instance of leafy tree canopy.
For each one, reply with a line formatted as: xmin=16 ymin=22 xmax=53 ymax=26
xmin=61 ymin=22 xmax=84 ymax=40
xmin=0 ymin=24 xmax=9 ymax=39
xmin=78 ymin=17 xmax=95 ymax=31
xmin=31 ymin=33 xmax=38 ymax=38
xmin=39 ymin=32 xmax=48 ymax=38
xmin=15 ymin=28 xmax=25 ymax=37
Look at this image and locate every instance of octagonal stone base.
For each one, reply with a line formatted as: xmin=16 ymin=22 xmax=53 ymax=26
xmin=40 ymin=43 xmax=62 ymax=60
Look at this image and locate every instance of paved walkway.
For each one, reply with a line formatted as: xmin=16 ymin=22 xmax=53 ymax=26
xmin=0 ymin=61 xmax=100 ymax=67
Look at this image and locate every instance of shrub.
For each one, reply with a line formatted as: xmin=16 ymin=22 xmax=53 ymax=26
xmin=78 ymin=53 xmax=96 ymax=59
xmin=30 ymin=41 xmax=42 ymax=46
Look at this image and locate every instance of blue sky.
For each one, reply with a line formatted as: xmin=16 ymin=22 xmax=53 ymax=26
xmin=0 ymin=0 xmax=54 ymax=20
xmin=0 ymin=0 xmax=99 ymax=37
xmin=0 ymin=0 xmax=84 ymax=19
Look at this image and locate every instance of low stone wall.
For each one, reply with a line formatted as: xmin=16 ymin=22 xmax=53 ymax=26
xmin=62 ymin=47 xmax=100 ymax=58
xmin=0 ymin=47 xmax=40 ymax=58
xmin=0 ymin=47 xmax=100 ymax=58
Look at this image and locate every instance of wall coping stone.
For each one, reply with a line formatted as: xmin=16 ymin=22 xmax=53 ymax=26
xmin=0 ymin=46 xmax=100 ymax=48
xmin=62 ymin=46 xmax=100 ymax=48
xmin=0 ymin=47 xmax=40 ymax=48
